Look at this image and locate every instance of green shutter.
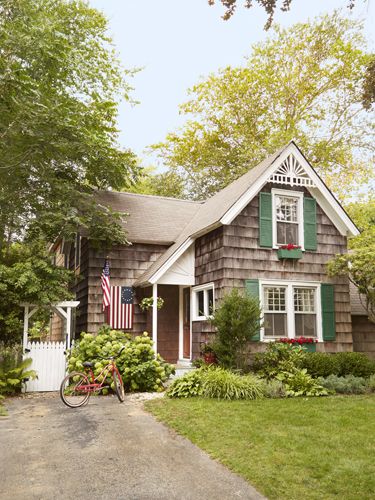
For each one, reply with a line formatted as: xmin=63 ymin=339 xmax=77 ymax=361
xmin=245 ymin=279 xmax=260 ymax=341
xmin=259 ymin=192 xmax=273 ymax=248
xmin=321 ymin=284 xmax=336 ymax=341
xmin=304 ymin=197 xmax=317 ymax=251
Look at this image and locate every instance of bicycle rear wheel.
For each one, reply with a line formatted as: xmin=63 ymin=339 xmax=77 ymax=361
xmin=60 ymin=371 xmax=90 ymax=408
xmin=113 ymin=370 xmax=125 ymax=403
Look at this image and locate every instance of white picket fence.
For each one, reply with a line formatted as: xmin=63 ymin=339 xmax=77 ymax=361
xmin=23 ymin=341 xmax=66 ymax=392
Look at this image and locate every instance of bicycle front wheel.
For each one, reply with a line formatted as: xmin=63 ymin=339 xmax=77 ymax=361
xmin=60 ymin=371 xmax=90 ymax=408
xmin=113 ymin=370 xmax=125 ymax=403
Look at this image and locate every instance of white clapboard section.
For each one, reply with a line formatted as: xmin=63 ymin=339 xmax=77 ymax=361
xmin=24 ymin=341 xmax=66 ymax=392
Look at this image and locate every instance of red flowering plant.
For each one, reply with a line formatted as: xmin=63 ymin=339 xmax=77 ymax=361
xmin=279 ymin=336 xmax=318 ymax=345
xmin=279 ymin=244 xmax=301 ymax=250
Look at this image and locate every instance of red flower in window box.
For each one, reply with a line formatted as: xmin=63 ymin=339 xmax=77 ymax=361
xmin=278 ymin=337 xmax=318 ymax=345
xmin=279 ymin=244 xmax=301 ymax=250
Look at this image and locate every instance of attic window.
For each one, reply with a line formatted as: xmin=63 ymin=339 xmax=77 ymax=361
xmin=272 ymin=189 xmax=304 ymax=249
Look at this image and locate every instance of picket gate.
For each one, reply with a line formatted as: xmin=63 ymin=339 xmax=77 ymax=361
xmin=24 ymin=341 xmax=66 ymax=392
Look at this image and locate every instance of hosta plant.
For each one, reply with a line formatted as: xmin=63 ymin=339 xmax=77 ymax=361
xmin=67 ymin=326 xmax=174 ymax=393
xmin=276 ymin=369 xmax=328 ymax=397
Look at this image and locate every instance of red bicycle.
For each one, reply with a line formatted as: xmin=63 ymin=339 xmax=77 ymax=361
xmin=60 ymin=347 xmax=125 ymax=408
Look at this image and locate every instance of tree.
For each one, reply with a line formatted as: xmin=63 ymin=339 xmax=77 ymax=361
xmin=153 ymin=13 xmax=374 ymax=201
xmin=211 ymin=289 xmax=262 ymax=370
xmin=328 ymin=199 xmax=375 ymax=323
xmin=0 ymin=0 xmax=138 ymax=342
xmin=0 ymin=0 xmax=138 ymax=250
xmin=208 ymin=0 xmax=357 ymax=28
xmin=126 ymin=166 xmax=185 ymax=198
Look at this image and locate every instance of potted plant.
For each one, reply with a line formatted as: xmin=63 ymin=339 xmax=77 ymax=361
xmin=277 ymin=244 xmax=303 ymax=260
xmin=139 ymin=296 xmax=164 ymax=311
xmin=200 ymin=342 xmax=217 ymax=365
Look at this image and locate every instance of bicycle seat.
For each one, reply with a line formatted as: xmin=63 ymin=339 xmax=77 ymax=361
xmin=83 ymin=361 xmax=94 ymax=368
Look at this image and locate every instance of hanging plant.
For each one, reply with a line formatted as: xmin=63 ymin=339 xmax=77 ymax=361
xmin=139 ymin=297 xmax=164 ymax=311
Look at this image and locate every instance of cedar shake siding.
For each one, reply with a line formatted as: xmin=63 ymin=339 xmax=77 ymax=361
xmin=77 ymin=242 xmax=169 ymax=335
xmin=192 ymin=184 xmax=352 ymax=357
xmin=352 ymin=316 xmax=375 ymax=360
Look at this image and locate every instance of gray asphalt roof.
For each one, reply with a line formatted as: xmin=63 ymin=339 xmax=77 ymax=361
xmin=95 ymin=191 xmax=202 ymax=245
xmin=133 ymin=143 xmax=289 ymax=285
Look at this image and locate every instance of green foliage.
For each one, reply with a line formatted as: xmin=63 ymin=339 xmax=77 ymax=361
xmin=0 ymin=344 xmax=37 ymax=395
xmin=167 ymin=369 xmax=205 ymax=398
xmin=67 ymin=327 xmax=174 ymax=393
xmin=139 ymin=297 xmax=164 ymax=311
xmin=0 ymin=241 xmax=73 ymax=343
xmin=126 ymin=166 xmax=185 ymax=199
xmin=153 ymin=13 xmax=373 ymax=201
xmin=276 ymin=368 xmax=328 ymax=397
xmin=211 ymin=288 xmax=262 ymax=370
xmin=367 ymin=374 xmax=375 ymax=392
xmin=202 ymin=367 xmax=264 ymax=400
xmin=167 ymin=366 xmax=264 ymax=400
xmin=328 ymin=199 xmax=375 ymax=323
xmin=318 ymin=375 xmax=368 ymax=395
xmin=258 ymin=379 xmax=286 ymax=398
xmin=253 ymin=342 xmax=305 ymax=379
xmin=301 ymin=352 xmax=375 ymax=379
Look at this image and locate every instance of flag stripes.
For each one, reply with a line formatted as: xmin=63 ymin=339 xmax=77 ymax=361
xmin=101 ymin=260 xmax=111 ymax=311
xmin=109 ymin=286 xmax=133 ymax=329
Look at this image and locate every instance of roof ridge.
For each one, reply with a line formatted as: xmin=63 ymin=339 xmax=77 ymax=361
xmin=100 ymin=190 xmax=203 ymax=204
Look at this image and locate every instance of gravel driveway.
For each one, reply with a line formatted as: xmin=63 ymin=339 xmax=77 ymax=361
xmin=0 ymin=394 xmax=265 ymax=500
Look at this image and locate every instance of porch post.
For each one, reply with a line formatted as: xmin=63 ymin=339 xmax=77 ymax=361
xmin=178 ymin=286 xmax=183 ymax=360
xmin=152 ymin=283 xmax=158 ymax=355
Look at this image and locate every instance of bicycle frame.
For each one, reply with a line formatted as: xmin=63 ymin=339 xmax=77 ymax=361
xmin=78 ymin=360 xmax=121 ymax=394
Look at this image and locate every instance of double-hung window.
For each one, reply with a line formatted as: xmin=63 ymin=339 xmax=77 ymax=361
xmin=261 ymin=281 xmax=321 ymax=340
xmin=272 ymin=189 xmax=304 ymax=249
xmin=192 ymin=284 xmax=214 ymax=320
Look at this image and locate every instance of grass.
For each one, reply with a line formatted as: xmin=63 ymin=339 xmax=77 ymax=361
xmin=0 ymin=402 xmax=8 ymax=416
xmin=145 ymin=396 xmax=375 ymax=500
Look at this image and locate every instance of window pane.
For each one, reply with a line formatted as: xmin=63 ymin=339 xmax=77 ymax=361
xmin=264 ymin=287 xmax=286 ymax=311
xmin=264 ymin=313 xmax=287 ymax=337
xmin=295 ymin=314 xmax=316 ymax=337
xmin=197 ymin=291 xmax=204 ymax=316
xmin=276 ymin=196 xmax=298 ymax=222
xmin=277 ymin=222 xmax=298 ymax=245
xmin=294 ymin=288 xmax=315 ymax=312
xmin=207 ymin=288 xmax=214 ymax=315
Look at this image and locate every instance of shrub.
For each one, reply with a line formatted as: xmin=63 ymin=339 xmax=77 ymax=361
xmin=167 ymin=366 xmax=264 ymax=400
xmin=202 ymin=367 xmax=264 ymax=400
xmin=302 ymin=352 xmax=375 ymax=378
xmin=167 ymin=369 xmax=205 ymax=398
xmin=259 ymin=379 xmax=286 ymax=398
xmin=0 ymin=344 xmax=37 ymax=396
xmin=252 ymin=342 xmax=305 ymax=379
xmin=367 ymin=374 xmax=375 ymax=392
xmin=277 ymin=369 xmax=328 ymax=397
xmin=318 ymin=375 xmax=368 ymax=394
xmin=211 ymin=289 xmax=262 ymax=370
xmin=67 ymin=326 xmax=174 ymax=393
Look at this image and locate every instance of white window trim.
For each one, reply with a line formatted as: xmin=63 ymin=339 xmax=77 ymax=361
xmin=271 ymin=188 xmax=304 ymax=250
xmin=259 ymin=279 xmax=322 ymax=342
xmin=192 ymin=283 xmax=215 ymax=321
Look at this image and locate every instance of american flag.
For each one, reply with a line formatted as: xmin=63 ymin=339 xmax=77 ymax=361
xmin=101 ymin=259 xmax=111 ymax=311
xmin=109 ymin=286 xmax=134 ymax=330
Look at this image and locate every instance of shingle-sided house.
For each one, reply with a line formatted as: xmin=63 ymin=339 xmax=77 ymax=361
xmin=55 ymin=141 xmax=375 ymax=364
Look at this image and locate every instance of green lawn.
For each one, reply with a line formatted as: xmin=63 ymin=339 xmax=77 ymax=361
xmin=145 ymin=396 xmax=375 ymax=500
xmin=0 ymin=403 xmax=8 ymax=416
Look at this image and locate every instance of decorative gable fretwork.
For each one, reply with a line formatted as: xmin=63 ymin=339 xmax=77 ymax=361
xmin=269 ymin=154 xmax=316 ymax=188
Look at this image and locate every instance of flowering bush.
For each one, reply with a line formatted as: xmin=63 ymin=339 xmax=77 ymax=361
xmin=279 ymin=337 xmax=318 ymax=345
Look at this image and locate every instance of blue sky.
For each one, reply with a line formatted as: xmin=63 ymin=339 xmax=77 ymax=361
xmin=88 ymin=0 xmax=374 ymax=167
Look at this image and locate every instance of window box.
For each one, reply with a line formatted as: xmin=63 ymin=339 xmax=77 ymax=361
xmin=301 ymin=343 xmax=317 ymax=353
xmin=277 ymin=248 xmax=303 ymax=260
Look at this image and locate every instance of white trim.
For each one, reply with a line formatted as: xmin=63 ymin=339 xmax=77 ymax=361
xmin=152 ymin=283 xmax=158 ymax=354
xmin=150 ymin=238 xmax=194 ymax=284
xmin=259 ymin=279 xmax=322 ymax=342
xmin=220 ymin=142 xmax=359 ymax=236
xmin=271 ymin=188 xmax=304 ymax=250
xmin=178 ymin=286 xmax=184 ymax=360
xmin=192 ymin=283 xmax=215 ymax=321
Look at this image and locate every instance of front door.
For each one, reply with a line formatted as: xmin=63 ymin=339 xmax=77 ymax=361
xmin=183 ymin=287 xmax=191 ymax=359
